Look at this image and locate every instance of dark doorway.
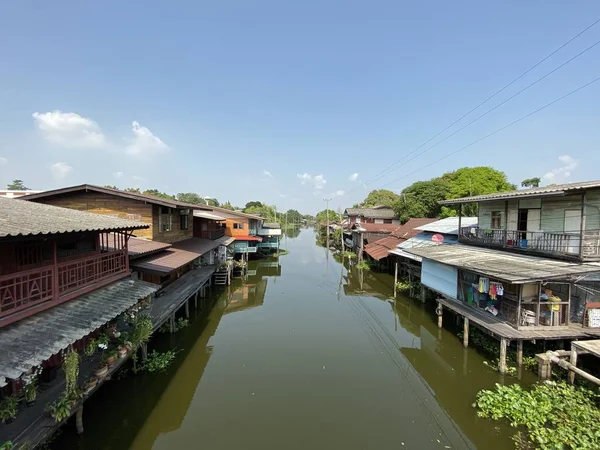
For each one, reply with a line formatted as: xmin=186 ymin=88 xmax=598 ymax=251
xmin=517 ymin=209 xmax=528 ymax=240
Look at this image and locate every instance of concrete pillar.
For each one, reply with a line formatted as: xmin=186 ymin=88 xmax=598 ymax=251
xmin=536 ymin=354 xmax=553 ymax=380
xmin=76 ymin=404 xmax=84 ymax=434
xmin=569 ymin=347 xmax=578 ymax=384
xmin=463 ymin=318 xmax=469 ymax=348
xmin=516 ymin=340 xmax=523 ymax=367
xmin=437 ymin=302 xmax=443 ymax=329
xmin=499 ymin=338 xmax=508 ymax=375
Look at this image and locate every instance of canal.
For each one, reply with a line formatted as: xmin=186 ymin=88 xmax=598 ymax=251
xmin=51 ymin=228 xmax=530 ymax=450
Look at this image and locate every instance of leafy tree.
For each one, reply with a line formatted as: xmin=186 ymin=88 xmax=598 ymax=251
xmin=395 ymin=178 xmax=450 ymax=221
xmin=244 ymin=201 xmax=263 ymax=211
xmin=284 ymin=209 xmax=303 ymax=223
xmin=104 ymin=185 xmax=118 ymax=189
xmin=315 ymin=209 xmax=341 ymax=224
xmin=245 ymin=204 xmax=277 ymax=222
xmin=6 ymin=179 xmax=29 ymax=190
xmin=521 ymin=177 xmax=541 ymax=188
xmin=125 ymin=187 xmax=141 ymax=193
xmin=361 ymin=189 xmax=400 ymax=208
xmin=142 ymin=189 xmax=175 ymax=200
xmin=175 ymin=192 xmax=204 ymax=204
xmin=220 ymin=201 xmax=234 ymax=210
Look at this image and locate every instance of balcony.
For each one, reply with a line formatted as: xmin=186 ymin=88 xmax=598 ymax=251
xmin=0 ymin=250 xmax=128 ymax=326
xmin=459 ymin=227 xmax=600 ymax=260
xmin=258 ymin=242 xmax=280 ymax=249
xmin=197 ymin=229 xmax=225 ymax=240
xmin=233 ymin=246 xmax=258 ymax=254
xmin=258 ymin=228 xmax=282 ymax=236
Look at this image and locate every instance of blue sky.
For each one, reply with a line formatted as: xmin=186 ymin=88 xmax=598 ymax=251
xmin=0 ymin=1 xmax=599 ymax=214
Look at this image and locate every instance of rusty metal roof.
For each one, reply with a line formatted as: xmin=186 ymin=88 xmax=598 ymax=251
xmin=344 ymin=207 xmax=398 ymax=219
xmin=390 ymin=218 xmax=438 ymax=239
xmin=0 ymin=197 xmax=149 ymax=238
xmin=364 ymin=218 xmax=437 ymax=260
xmin=21 ymin=184 xmax=213 ymax=210
xmin=127 ymin=237 xmax=172 ymax=259
xmin=0 ymin=278 xmax=158 ymax=380
xmin=406 ymin=245 xmax=600 ymax=283
xmin=440 ymin=180 xmax=600 ymax=205
xmin=353 ymin=223 xmax=399 ymax=233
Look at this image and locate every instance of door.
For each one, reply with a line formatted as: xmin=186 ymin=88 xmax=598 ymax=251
xmin=564 ymin=209 xmax=582 ymax=254
xmin=526 ymin=209 xmax=541 ymax=242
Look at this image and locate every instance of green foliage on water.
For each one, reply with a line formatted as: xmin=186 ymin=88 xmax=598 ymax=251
xmin=142 ymin=350 xmax=179 ymax=373
xmin=355 ymin=260 xmax=371 ymax=270
xmin=273 ymin=249 xmax=289 ymax=257
xmin=342 ymin=250 xmax=357 ymax=260
xmin=475 ymin=381 xmax=600 ymax=449
xmin=160 ymin=318 xmax=189 ymax=334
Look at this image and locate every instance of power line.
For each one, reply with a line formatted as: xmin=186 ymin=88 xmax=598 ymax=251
xmin=346 ymin=17 xmax=600 ymax=195
xmin=373 ymin=75 xmax=600 ymax=190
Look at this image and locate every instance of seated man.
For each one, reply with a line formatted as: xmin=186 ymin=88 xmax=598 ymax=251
xmin=541 ymin=289 xmax=561 ymax=325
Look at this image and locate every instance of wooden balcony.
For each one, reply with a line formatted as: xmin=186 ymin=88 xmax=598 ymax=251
xmin=0 ymin=250 xmax=128 ymax=327
xmin=197 ymin=229 xmax=225 ymax=240
xmin=459 ymin=227 xmax=600 ymax=261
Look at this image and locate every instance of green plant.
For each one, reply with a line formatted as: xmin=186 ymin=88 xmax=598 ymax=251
xmin=355 ymin=260 xmax=371 ymax=270
xmin=0 ymin=442 xmax=13 ymax=450
xmin=395 ymin=281 xmax=411 ymax=292
xmin=96 ymin=333 xmax=109 ymax=348
xmin=475 ymin=381 xmax=600 ymax=449
xmin=62 ymin=351 xmax=80 ymax=397
xmin=45 ymin=393 xmax=72 ymax=423
xmin=130 ymin=314 xmax=153 ymax=348
xmin=141 ymin=350 xmax=179 ymax=373
xmin=0 ymin=396 xmax=19 ymax=423
xmin=342 ymin=250 xmax=357 ymax=260
xmin=24 ymin=377 xmax=37 ymax=404
xmin=159 ymin=318 xmax=189 ymax=334
xmin=84 ymin=338 xmax=97 ymax=357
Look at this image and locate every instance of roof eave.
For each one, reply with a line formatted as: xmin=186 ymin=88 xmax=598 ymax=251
xmin=439 ymin=190 xmax=567 ymax=205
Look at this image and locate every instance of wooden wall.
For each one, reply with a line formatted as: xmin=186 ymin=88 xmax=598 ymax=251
xmin=224 ymin=218 xmax=250 ymax=237
xmin=151 ymin=205 xmax=193 ymax=244
xmin=30 ymin=192 xmax=154 ymax=239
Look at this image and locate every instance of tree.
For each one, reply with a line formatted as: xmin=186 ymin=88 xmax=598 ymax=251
xmin=176 ymin=192 xmax=203 ymax=204
xmin=395 ymin=178 xmax=450 ymax=221
xmin=204 ymin=198 xmax=220 ymax=207
xmin=521 ymin=177 xmax=541 ymax=188
xmin=244 ymin=201 xmax=263 ymax=211
xmin=285 ymin=209 xmax=303 ymax=223
xmin=315 ymin=209 xmax=341 ymax=225
xmin=245 ymin=204 xmax=278 ymax=222
xmin=125 ymin=187 xmax=141 ymax=193
xmin=361 ymin=189 xmax=400 ymax=208
xmin=142 ymin=189 xmax=175 ymax=200
xmin=104 ymin=185 xmax=118 ymax=189
xmin=220 ymin=201 xmax=234 ymax=210
xmin=7 ymin=179 xmax=29 ymax=190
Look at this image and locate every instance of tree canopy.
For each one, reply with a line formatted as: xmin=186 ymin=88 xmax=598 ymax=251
xmin=6 ymin=179 xmax=29 ymax=190
xmin=521 ymin=177 xmax=541 ymax=188
xmin=360 ymin=189 xmax=399 ymax=208
xmin=396 ymin=178 xmax=450 ymax=221
xmin=315 ymin=209 xmax=341 ymax=224
xmin=284 ymin=209 xmax=303 ymax=223
xmin=245 ymin=204 xmax=278 ymax=222
xmin=244 ymin=201 xmax=263 ymax=210
xmin=143 ymin=189 xmax=175 ymax=200
xmin=220 ymin=201 xmax=234 ymax=210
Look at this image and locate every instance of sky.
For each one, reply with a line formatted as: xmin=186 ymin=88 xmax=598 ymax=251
xmin=0 ymin=1 xmax=599 ymax=214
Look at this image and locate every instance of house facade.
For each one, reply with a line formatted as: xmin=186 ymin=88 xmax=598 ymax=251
xmin=343 ymin=206 xmax=400 ymax=228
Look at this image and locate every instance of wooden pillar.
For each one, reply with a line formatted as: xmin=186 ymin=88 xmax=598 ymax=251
xmin=141 ymin=343 xmax=148 ymax=362
xmin=516 ymin=340 xmax=523 ymax=367
xmin=462 ymin=347 xmax=468 ymax=376
xmin=393 ymin=262 xmax=398 ymax=298
xmin=76 ymin=404 xmax=84 ymax=434
xmin=503 ymin=200 xmax=509 ymax=245
xmin=194 ymin=293 xmax=198 ymax=309
xmin=421 ymin=288 xmax=426 ymax=304
xmin=499 ymin=338 xmax=508 ymax=375
xmin=463 ymin=318 xmax=469 ymax=348
xmin=579 ymin=192 xmax=586 ymax=261
xmin=169 ymin=314 xmax=175 ymax=333
xmin=185 ymin=299 xmax=190 ymax=318
xmin=52 ymin=240 xmax=59 ymax=301
xmin=569 ymin=347 xmax=578 ymax=384
xmin=437 ymin=301 xmax=443 ymax=328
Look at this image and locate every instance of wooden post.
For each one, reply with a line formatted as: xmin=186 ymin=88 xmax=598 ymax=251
xmin=76 ymin=404 xmax=84 ymax=434
xmin=516 ymin=340 xmax=523 ymax=367
xmin=194 ymin=292 xmax=198 ymax=309
xmin=579 ymin=193 xmax=586 ymax=261
xmin=536 ymin=354 xmax=552 ymax=380
xmin=458 ymin=204 xmax=462 ymax=239
xmin=503 ymin=200 xmax=509 ymax=245
xmin=463 ymin=318 xmax=469 ymax=348
xmin=185 ymin=299 xmax=190 ymax=318
xmin=141 ymin=343 xmax=148 ymax=362
xmin=566 ymin=283 xmax=571 ymax=326
xmin=393 ymin=262 xmax=398 ymax=298
xmin=437 ymin=301 xmax=443 ymax=328
xmin=499 ymin=338 xmax=508 ymax=375
xmin=421 ymin=287 xmax=426 ymax=304
xmin=569 ymin=346 xmax=578 ymax=384
xmin=169 ymin=314 xmax=175 ymax=333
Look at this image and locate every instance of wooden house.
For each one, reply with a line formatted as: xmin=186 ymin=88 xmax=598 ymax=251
xmin=343 ymin=206 xmax=400 ymax=228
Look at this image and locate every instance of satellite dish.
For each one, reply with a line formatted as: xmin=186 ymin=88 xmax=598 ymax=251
xmin=432 ymin=233 xmax=444 ymax=244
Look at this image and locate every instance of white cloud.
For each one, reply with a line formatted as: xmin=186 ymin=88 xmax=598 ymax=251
xmin=0 ymin=157 xmax=7 ymax=166
xmin=132 ymin=175 xmax=146 ymax=182
xmin=348 ymin=173 xmax=359 ymax=182
xmin=125 ymin=121 xmax=169 ymax=157
xmin=297 ymin=173 xmax=327 ymax=190
xmin=113 ymin=171 xmax=124 ymax=178
xmin=543 ymin=155 xmax=578 ymax=184
xmin=278 ymin=192 xmax=287 ymax=198
xmin=33 ymin=111 xmax=106 ymax=148
xmin=263 ymin=170 xmax=273 ymax=179
xmin=50 ymin=162 xmax=73 ymax=180
xmin=334 ymin=190 xmax=345 ymax=197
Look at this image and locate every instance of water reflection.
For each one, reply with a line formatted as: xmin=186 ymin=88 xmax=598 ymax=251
xmin=225 ymin=260 xmax=281 ymax=314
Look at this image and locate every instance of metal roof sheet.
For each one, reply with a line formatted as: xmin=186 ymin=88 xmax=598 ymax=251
xmin=414 ymin=217 xmax=478 ymax=235
xmin=0 ymin=197 xmax=148 ymax=238
xmin=193 ymin=211 xmax=226 ymax=221
xmin=405 ymin=245 xmax=600 ymax=283
xmin=353 ymin=223 xmax=398 ymax=233
xmin=0 ymin=278 xmax=158 ymax=380
xmin=344 ymin=207 xmax=398 ymax=219
xmin=127 ymin=237 xmax=172 ymax=258
xmin=439 ymin=180 xmax=600 ymax=205
xmin=262 ymin=222 xmax=281 ymax=229
xmin=390 ymin=218 xmax=438 ymax=239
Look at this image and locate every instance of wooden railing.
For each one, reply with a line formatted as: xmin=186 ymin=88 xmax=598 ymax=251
xmin=0 ymin=250 xmax=128 ymax=323
xmin=459 ymin=227 xmax=599 ymax=258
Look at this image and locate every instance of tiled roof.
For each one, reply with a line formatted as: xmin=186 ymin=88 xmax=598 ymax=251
xmin=21 ymin=184 xmax=212 ymax=210
xmin=345 ymin=207 xmax=398 ymax=219
xmin=0 ymin=197 xmax=148 ymax=238
xmin=0 ymin=278 xmax=158 ymax=380
xmin=440 ymin=180 xmax=600 ymax=205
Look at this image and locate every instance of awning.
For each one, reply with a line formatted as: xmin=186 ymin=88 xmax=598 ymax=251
xmin=234 ymin=236 xmax=263 ymax=242
xmin=128 ymin=237 xmax=172 ymax=259
xmin=0 ymin=279 xmax=158 ymax=381
xmin=405 ymin=245 xmax=600 ymax=284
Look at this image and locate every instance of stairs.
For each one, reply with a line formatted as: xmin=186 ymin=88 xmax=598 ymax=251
xmin=213 ymin=270 xmax=229 ymax=286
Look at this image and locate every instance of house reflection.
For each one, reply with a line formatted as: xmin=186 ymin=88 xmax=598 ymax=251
xmin=225 ymin=259 xmax=282 ymax=314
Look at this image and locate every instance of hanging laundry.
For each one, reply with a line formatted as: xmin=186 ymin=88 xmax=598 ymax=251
xmin=479 ymin=277 xmax=489 ymax=294
xmin=490 ymin=283 xmax=497 ymax=300
xmin=496 ymin=283 xmax=504 ymax=296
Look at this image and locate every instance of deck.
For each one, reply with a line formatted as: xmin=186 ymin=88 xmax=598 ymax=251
xmin=572 ymin=339 xmax=600 ymax=358
xmin=437 ymin=297 xmax=600 ymax=341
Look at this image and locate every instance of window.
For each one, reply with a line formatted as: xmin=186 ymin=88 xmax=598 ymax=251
xmin=233 ymin=222 xmax=245 ymax=230
xmin=384 ymin=219 xmax=392 ymax=224
xmin=491 ymin=211 xmax=502 ymax=229
xmin=159 ymin=207 xmax=172 ymax=232
xmin=180 ymin=214 xmax=189 ymax=230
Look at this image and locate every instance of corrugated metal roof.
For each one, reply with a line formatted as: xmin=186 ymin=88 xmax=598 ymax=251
xmin=364 ymin=219 xmax=438 ymax=260
xmin=390 ymin=232 xmax=460 ymax=261
xmin=234 ymin=236 xmax=263 ymax=242
xmin=0 ymin=197 xmax=148 ymax=238
xmin=405 ymin=245 xmax=600 ymax=283
xmin=22 ymin=184 xmax=213 ymax=210
xmin=439 ymin=180 xmax=600 ymax=205
xmin=344 ymin=207 xmax=398 ymax=219
xmin=390 ymin=218 xmax=438 ymax=239
xmin=415 ymin=217 xmax=478 ymax=235
xmin=354 ymin=223 xmax=398 ymax=233
xmin=127 ymin=237 xmax=172 ymax=258
xmin=193 ymin=211 xmax=226 ymax=221
xmin=131 ymin=236 xmax=231 ymax=274
xmin=0 ymin=278 xmax=158 ymax=380
xmin=262 ymin=222 xmax=281 ymax=229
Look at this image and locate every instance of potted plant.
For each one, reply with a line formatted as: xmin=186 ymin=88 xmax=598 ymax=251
xmin=24 ymin=377 xmax=37 ymax=406
xmin=105 ymin=350 xmax=118 ymax=368
xmin=84 ymin=338 xmax=97 ymax=357
xmin=94 ymin=363 xmax=109 ymax=379
xmin=0 ymin=396 xmax=18 ymax=424
xmin=118 ymin=345 xmax=128 ymax=358
xmin=83 ymin=378 xmax=98 ymax=395
xmin=45 ymin=393 xmax=72 ymax=423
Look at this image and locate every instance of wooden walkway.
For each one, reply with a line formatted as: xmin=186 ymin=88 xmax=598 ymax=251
xmin=437 ymin=297 xmax=600 ymax=341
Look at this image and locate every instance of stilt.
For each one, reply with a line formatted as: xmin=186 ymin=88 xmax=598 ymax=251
xmin=499 ymin=338 xmax=508 ymax=375
xmin=393 ymin=262 xmax=398 ymax=298
xmin=462 ymin=347 xmax=468 ymax=376
xmin=76 ymin=404 xmax=84 ymax=434
xmin=463 ymin=318 xmax=469 ymax=348
xmin=141 ymin=343 xmax=148 ymax=362
xmin=185 ymin=299 xmax=190 ymax=318
xmin=169 ymin=314 xmax=175 ymax=333
xmin=421 ymin=287 xmax=426 ymax=304
xmin=516 ymin=340 xmax=523 ymax=367
xmin=569 ymin=347 xmax=578 ymax=384
xmin=194 ymin=292 xmax=198 ymax=309
xmin=437 ymin=301 xmax=443 ymax=328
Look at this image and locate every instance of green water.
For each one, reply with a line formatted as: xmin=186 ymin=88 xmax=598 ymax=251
xmin=50 ymin=229 xmax=531 ymax=449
